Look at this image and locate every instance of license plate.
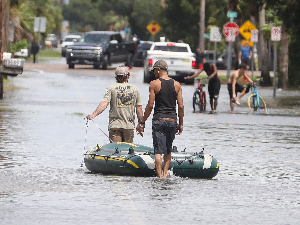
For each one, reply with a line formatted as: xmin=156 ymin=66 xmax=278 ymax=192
xmin=168 ymin=71 xmax=176 ymax=75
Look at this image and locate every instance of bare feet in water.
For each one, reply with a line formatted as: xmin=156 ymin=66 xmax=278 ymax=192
xmin=232 ymin=98 xmax=241 ymax=106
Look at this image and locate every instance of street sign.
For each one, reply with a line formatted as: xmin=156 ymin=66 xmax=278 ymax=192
xmin=239 ymin=20 xmax=257 ymax=40
xmin=250 ymin=29 xmax=259 ymax=42
xmin=271 ymin=27 xmax=281 ymax=41
xmin=227 ymin=11 xmax=237 ymax=19
xmin=34 ymin=17 xmax=46 ymax=33
xmin=210 ymin=27 xmax=222 ymax=42
xmin=223 ymin=22 xmax=239 ymax=37
xmin=147 ymin=20 xmax=161 ymax=35
xmin=204 ymin=33 xmax=210 ymax=39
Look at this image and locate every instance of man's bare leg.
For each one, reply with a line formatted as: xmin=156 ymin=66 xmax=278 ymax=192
xmin=214 ymin=98 xmax=218 ymax=111
xmin=210 ymin=98 xmax=214 ymax=112
xmin=230 ymin=98 xmax=234 ymax=111
xmin=155 ymin=154 xmax=163 ymax=178
xmin=163 ymin=153 xmax=171 ymax=178
xmin=235 ymin=88 xmax=246 ymax=105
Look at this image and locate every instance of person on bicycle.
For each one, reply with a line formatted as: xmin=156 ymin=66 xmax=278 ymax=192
xmin=227 ymin=63 xmax=253 ymax=111
xmin=186 ymin=62 xmax=220 ymax=114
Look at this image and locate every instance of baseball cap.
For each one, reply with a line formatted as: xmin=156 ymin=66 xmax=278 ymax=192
xmin=115 ymin=66 xmax=130 ymax=76
xmin=152 ymin=60 xmax=168 ymax=71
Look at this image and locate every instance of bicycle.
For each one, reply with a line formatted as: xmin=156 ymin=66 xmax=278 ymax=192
xmin=192 ymin=78 xmax=207 ymax=112
xmin=247 ymin=82 xmax=267 ymax=112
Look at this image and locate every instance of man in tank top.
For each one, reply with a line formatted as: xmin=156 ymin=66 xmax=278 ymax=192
xmin=137 ymin=60 xmax=184 ymax=178
xmin=186 ymin=62 xmax=221 ymax=113
xmin=86 ymin=66 xmax=143 ymax=143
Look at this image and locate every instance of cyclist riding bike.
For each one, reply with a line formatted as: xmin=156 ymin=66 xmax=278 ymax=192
xmin=186 ymin=62 xmax=220 ymax=114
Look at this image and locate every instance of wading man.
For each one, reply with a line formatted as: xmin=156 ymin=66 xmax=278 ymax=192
xmin=86 ymin=66 xmax=143 ymax=143
xmin=137 ymin=60 xmax=184 ymax=178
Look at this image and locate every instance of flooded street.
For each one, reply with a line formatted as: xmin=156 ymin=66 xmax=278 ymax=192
xmin=1 ymin=59 xmax=300 ymax=224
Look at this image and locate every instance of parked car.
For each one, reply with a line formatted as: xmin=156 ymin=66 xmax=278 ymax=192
xmin=61 ymin=35 xmax=81 ymax=57
xmin=66 ymin=31 xmax=137 ymax=69
xmin=144 ymin=41 xmax=196 ymax=84
xmin=201 ymin=50 xmax=226 ymax=70
xmin=133 ymin=41 xmax=153 ymax=67
xmin=45 ymin=34 xmax=58 ymax=48
xmin=217 ymin=51 xmax=236 ymax=69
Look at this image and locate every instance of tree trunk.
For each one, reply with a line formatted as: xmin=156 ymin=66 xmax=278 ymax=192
xmin=0 ymin=0 xmax=2 ymax=51
xmin=199 ymin=0 xmax=205 ymax=50
xmin=1 ymin=0 xmax=10 ymax=53
xmin=278 ymin=23 xmax=289 ymax=89
xmin=258 ymin=4 xmax=272 ymax=86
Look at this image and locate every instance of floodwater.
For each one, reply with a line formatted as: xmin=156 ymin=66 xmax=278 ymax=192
xmin=1 ymin=59 xmax=300 ymax=224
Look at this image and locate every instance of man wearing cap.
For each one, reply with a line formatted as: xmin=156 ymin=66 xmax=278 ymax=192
xmin=86 ymin=66 xmax=143 ymax=143
xmin=137 ymin=60 xmax=184 ymax=178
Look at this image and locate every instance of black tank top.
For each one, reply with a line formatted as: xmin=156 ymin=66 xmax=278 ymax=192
xmin=153 ymin=78 xmax=177 ymax=120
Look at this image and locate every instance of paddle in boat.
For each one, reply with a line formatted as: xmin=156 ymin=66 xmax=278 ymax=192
xmin=84 ymin=142 xmax=219 ymax=179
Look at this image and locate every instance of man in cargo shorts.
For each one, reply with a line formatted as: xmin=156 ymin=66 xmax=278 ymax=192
xmin=86 ymin=66 xmax=143 ymax=143
xmin=137 ymin=60 xmax=184 ymax=178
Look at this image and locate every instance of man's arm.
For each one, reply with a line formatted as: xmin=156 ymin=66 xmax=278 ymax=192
xmin=86 ymin=101 xmax=109 ymax=120
xmin=136 ymin=82 xmax=156 ymax=136
xmin=238 ymin=50 xmax=242 ymax=64
xmin=135 ymin=105 xmax=143 ymax=124
xmin=232 ymin=72 xmax=238 ymax=99
xmin=244 ymin=73 xmax=253 ymax=84
xmin=186 ymin=67 xmax=204 ymax=79
xmin=175 ymin=82 xmax=184 ymax=135
xmin=249 ymin=49 xmax=253 ymax=59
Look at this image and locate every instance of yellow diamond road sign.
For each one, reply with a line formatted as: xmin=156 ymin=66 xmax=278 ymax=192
xmin=239 ymin=20 xmax=257 ymax=40
xmin=147 ymin=20 xmax=161 ymax=35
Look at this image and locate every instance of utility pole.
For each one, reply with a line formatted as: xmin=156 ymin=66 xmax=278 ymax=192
xmin=1 ymin=0 xmax=10 ymax=53
xmin=199 ymin=0 xmax=205 ymax=50
xmin=0 ymin=0 xmax=10 ymax=99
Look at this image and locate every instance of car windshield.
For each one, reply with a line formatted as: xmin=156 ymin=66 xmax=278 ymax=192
xmin=153 ymin=45 xmax=188 ymax=52
xmin=79 ymin=34 xmax=110 ymax=44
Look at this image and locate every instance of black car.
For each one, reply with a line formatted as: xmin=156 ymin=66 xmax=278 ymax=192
xmin=133 ymin=41 xmax=153 ymax=67
xmin=201 ymin=50 xmax=226 ymax=70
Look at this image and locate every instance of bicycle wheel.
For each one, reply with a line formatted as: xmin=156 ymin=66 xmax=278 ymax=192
xmin=193 ymin=92 xmax=201 ymax=112
xmin=248 ymin=94 xmax=267 ymax=112
xmin=200 ymin=92 xmax=206 ymax=112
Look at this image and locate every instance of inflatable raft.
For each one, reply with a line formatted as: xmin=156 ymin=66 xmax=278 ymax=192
xmin=84 ymin=142 xmax=219 ymax=178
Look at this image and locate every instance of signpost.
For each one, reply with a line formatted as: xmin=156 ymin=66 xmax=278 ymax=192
xmin=250 ymin=29 xmax=259 ymax=81
xmin=223 ymin=13 xmax=239 ymax=79
xmin=34 ymin=17 xmax=46 ymax=63
xmin=147 ymin=20 xmax=161 ymax=40
xmin=210 ymin=27 xmax=222 ymax=64
xmin=271 ymin=27 xmax=281 ymax=98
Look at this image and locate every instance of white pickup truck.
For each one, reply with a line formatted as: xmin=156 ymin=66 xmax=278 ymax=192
xmin=143 ymin=42 xmax=196 ymax=84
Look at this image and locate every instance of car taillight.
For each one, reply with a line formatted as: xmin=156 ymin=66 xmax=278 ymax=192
xmin=192 ymin=60 xmax=196 ymax=68
xmin=167 ymin=43 xmax=175 ymax=47
xmin=148 ymin=59 xmax=153 ymax=66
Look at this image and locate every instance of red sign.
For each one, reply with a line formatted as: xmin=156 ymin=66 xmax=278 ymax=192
xmin=223 ymin=22 xmax=239 ymax=37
